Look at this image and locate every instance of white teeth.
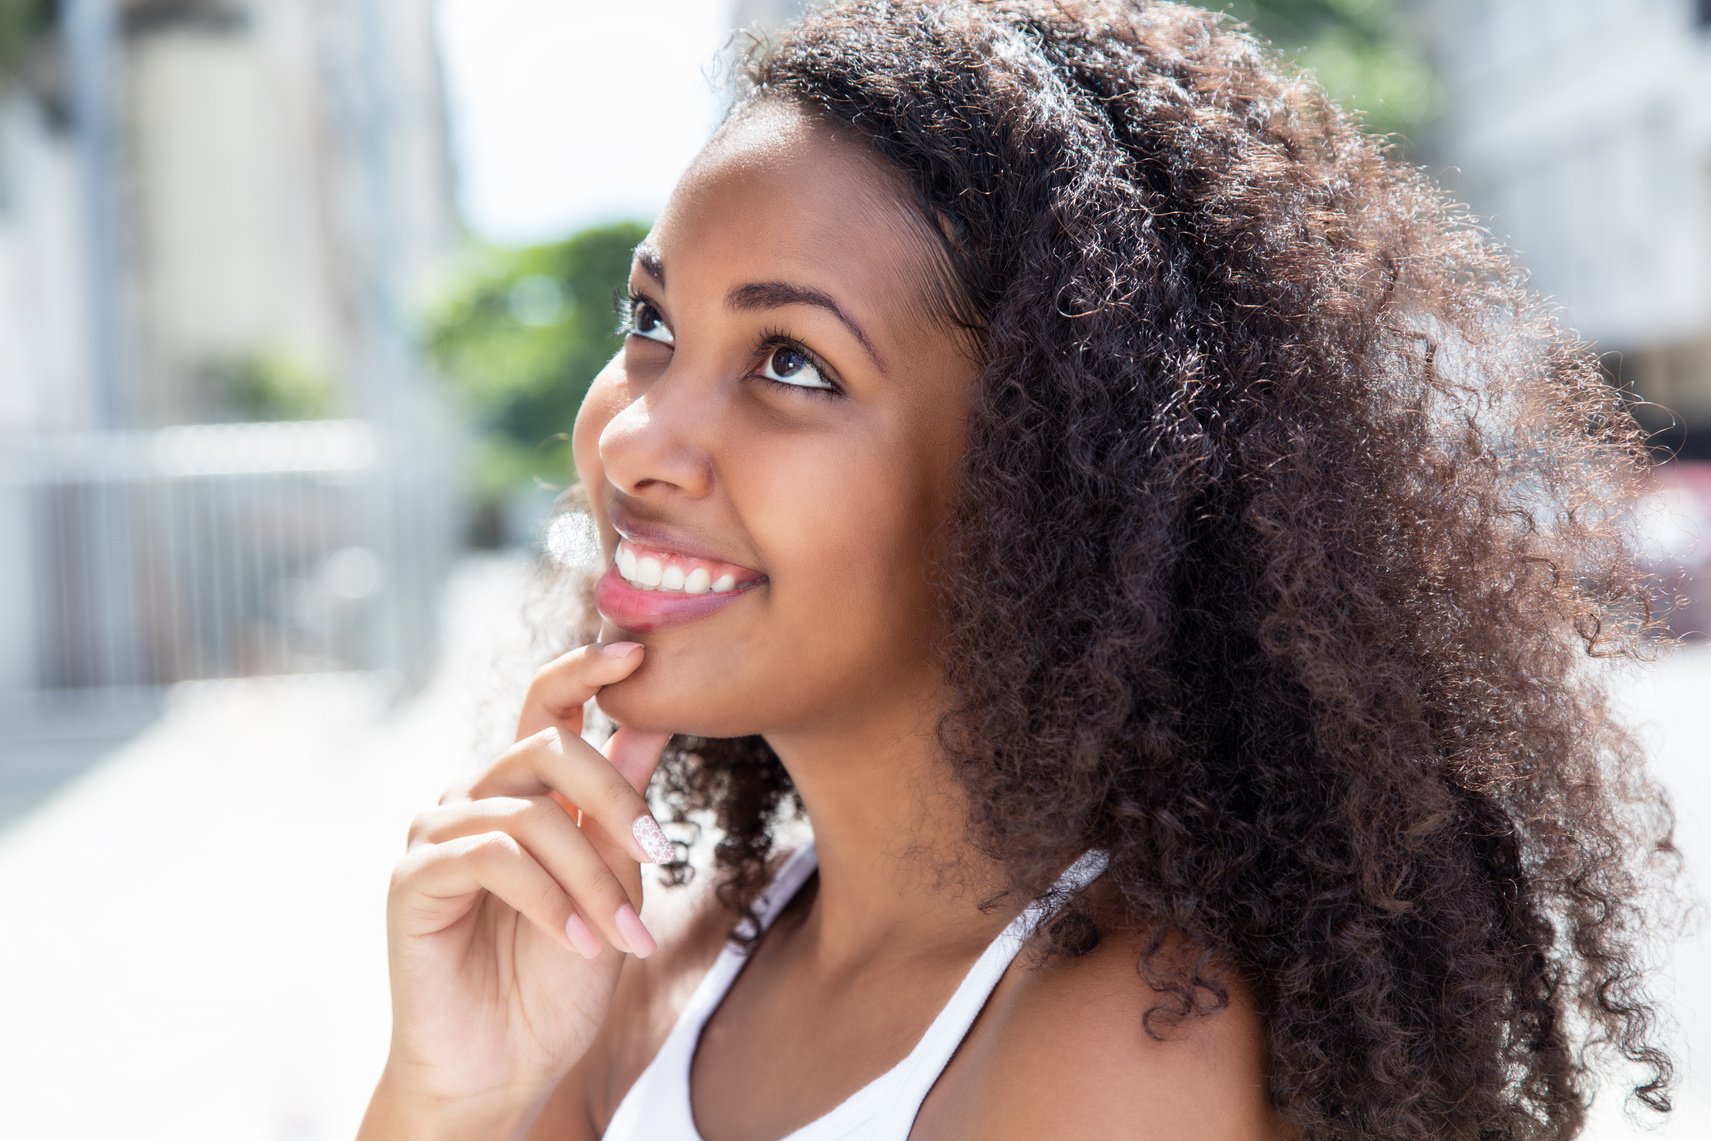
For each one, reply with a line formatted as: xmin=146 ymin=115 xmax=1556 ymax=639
xmin=614 ymin=540 xmax=750 ymax=595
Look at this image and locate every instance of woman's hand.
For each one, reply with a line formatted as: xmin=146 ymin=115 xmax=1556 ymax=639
xmin=365 ymin=641 xmax=673 ymax=1132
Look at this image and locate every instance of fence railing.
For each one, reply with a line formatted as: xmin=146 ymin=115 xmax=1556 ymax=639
xmin=0 ymin=417 xmax=462 ymax=734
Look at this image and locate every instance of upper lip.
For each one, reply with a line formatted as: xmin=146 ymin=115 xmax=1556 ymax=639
xmin=607 ymin=502 xmax=763 ymax=574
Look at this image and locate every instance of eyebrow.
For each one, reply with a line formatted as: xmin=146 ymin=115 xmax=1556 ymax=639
xmin=630 ymin=242 xmax=889 ymax=376
xmin=727 ymin=282 xmax=889 ymax=376
xmin=635 ymin=243 xmax=665 ymax=287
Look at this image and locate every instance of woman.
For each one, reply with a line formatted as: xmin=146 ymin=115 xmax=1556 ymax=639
xmin=361 ymin=2 xmax=1678 ymax=1137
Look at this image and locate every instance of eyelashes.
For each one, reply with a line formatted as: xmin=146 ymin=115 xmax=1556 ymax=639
xmin=614 ymin=289 xmax=845 ymax=398
xmin=611 ymin=288 xmax=632 ymax=337
xmin=750 ymin=326 xmax=839 ymax=397
xmin=613 ymin=290 xmax=674 ymax=346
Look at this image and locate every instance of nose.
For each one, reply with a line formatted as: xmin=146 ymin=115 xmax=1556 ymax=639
xmin=595 ymin=363 xmax=718 ymax=501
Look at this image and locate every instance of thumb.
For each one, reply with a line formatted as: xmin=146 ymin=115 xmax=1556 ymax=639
xmin=545 ymin=727 xmax=673 ymax=891
xmin=550 ymin=728 xmax=677 ymax=869
xmin=592 ymin=725 xmax=674 ymax=909
xmin=604 ymin=725 xmax=673 ymax=795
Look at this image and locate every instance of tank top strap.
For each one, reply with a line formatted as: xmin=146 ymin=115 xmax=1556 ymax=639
xmin=667 ymin=839 xmax=822 ymax=1038
xmin=861 ymin=846 xmax=1112 ymax=1138
xmin=741 ymin=838 xmax=823 ymax=938
xmin=601 ymin=841 xmax=821 ymax=1141
xmin=600 ymin=839 xmax=1109 ymax=1141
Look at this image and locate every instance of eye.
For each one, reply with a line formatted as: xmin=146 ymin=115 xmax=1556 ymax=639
xmin=756 ymin=342 xmax=836 ymax=393
xmin=621 ymin=294 xmax=674 ymax=346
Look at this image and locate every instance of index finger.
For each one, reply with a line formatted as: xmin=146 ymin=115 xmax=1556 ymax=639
xmin=514 ymin=641 xmax=645 ymax=743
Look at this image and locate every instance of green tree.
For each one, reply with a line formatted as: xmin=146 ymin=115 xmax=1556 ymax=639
xmin=0 ymin=0 xmax=48 ymax=83
xmin=424 ymin=220 xmax=648 ymax=502
xmin=201 ymin=347 xmax=340 ymax=422
xmin=1214 ymin=0 xmax=1436 ymax=146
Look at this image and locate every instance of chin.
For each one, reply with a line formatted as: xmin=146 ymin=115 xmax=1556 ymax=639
xmin=594 ymin=669 xmax=763 ymax=741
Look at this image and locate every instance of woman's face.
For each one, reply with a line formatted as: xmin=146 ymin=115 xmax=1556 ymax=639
xmin=573 ymin=100 xmax=980 ymax=741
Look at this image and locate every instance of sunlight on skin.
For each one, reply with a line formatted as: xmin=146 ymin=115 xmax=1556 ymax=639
xmin=571 ymin=99 xmax=1013 ymax=969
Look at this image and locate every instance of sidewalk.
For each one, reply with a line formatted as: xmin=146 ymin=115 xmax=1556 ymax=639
xmin=0 ymin=553 xmax=546 ymax=1140
xmin=0 ymin=554 xmax=1706 ymax=1139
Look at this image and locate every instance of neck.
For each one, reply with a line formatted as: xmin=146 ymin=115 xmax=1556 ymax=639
xmin=761 ymin=697 xmax=1018 ymax=976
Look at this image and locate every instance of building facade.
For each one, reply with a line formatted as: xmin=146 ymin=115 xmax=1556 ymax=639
xmin=1421 ymin=0 xmax=1711 ymax=453
xmin=0 ymin=0 xmax=463 ymax=725
xmin=0 ymin=0 xmax=459 ymax=432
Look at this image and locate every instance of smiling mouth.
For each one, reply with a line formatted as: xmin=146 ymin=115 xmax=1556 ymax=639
xmin=611 ymin=538 xmax=766 ymax=595
xmin=595 ymin=539 xmax=767 ymax=634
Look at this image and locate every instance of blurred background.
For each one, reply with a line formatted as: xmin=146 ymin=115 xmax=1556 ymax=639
xmin=0 ymin=0 xmax=1705 ymax=1137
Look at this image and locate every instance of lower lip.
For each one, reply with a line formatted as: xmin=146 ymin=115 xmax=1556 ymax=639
xmin=594 ymin=565 xmax=765 ymax=633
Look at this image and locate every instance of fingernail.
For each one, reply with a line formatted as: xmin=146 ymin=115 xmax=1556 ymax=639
xmin=600 ymin=641 xmax=642 ymax=659
xmin=614 ymin=904 xmax=656 ymax=958
xmin=632 ymin=814 xmax=676 ymax=864
xmin=564 ymin=913 xmax=603 ymax=960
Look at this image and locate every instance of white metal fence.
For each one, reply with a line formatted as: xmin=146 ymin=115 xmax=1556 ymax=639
xmin=0 ymin=418 xmax=462 ymax=735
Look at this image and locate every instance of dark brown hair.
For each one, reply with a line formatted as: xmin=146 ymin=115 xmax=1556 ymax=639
xmin=545 ymin=2 xmax=1679 ymax=1136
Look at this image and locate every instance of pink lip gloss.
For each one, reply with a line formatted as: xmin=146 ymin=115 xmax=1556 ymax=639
xmin=594 ymin=565 xmax=766 ymax=633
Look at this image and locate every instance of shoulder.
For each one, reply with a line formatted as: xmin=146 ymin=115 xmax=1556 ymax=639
xmin=952 ymin=921 xmax=1290 ymax=1141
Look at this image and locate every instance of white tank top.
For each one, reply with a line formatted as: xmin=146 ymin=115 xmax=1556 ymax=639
xmin=600 ymin=838 xmax=1111 ymax=1140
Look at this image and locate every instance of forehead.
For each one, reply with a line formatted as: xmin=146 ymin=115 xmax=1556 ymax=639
xmin=646 ymin=101 xmax=950 ymax=354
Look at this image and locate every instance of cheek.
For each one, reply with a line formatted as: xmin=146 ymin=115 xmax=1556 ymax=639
xmin=766 ymin=431 xmax=953 ymax=665
xmin=822 ymin=483 xmax=926 ymax=597
xmin=767 ymin=421 xmax=927 ymax=577
xmin=583 ymin=384 xmax=971 ymax=737
xmin=593 ymin=436 xmax=946 ymax=737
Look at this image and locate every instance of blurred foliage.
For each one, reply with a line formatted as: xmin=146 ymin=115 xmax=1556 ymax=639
xmin=1215 ymin=0 xmax=1436 ymax=145
xmin=202 ymin=348 xmax=340 ymax=422
xmin=0 ymin=0 xmax=48 ymax=78
xmin=423 ymin=220 xmax=648 ymax=501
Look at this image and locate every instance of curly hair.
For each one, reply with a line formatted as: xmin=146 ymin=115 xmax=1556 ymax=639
xmin=541 ymin=2 xmax=1680 ymax=1136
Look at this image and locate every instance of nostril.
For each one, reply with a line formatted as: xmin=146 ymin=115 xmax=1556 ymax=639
xmin=595 ymin=391 xmax=717 ymax=499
